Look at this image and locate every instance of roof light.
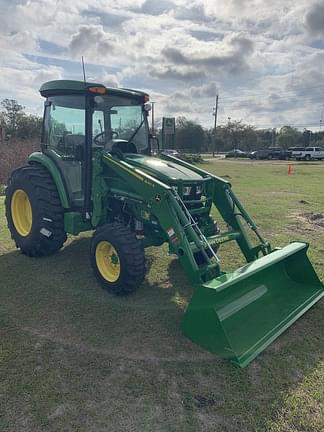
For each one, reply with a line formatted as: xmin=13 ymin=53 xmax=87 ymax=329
xmin=88 ymin=86 xmax=107 ymax=94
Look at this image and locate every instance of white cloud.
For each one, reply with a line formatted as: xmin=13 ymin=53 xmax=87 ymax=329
xmin=69 ymin=24 xmax=117 ymax=58
xmin=0 ymin=0 xmax=323 ymax=128
xmin=99 ymin=72 xmax=119 ymax=88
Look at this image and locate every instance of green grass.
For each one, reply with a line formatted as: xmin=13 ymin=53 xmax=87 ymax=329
xmin=0 ymin=160 xmax=323 ymax=431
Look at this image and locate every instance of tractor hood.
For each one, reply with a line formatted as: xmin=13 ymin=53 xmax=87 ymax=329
xmin=124 ymin=154 xmax=203 ymax=183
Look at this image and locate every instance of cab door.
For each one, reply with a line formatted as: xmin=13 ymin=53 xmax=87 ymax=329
xmin=42 ymin=95 xmax=86 ymax=208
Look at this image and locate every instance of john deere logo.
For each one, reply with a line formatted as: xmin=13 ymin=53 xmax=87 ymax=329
xmin=163 ymin=117 xmax=175 ymax=135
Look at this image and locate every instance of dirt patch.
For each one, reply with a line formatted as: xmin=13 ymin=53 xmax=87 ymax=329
xmin=290 ymin=212 xmax=324 ymax=230
xmin=22 ymin=325 xmax=215 ymax=364
xmin=193 ymin=395 xmax=219 ymax=409
xmin=303 ymin=212 xmax=324 ymax=228
xmin=307 ymin=212 xmax=324 ymax=226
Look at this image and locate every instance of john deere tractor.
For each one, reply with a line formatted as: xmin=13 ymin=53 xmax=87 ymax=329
xmin=5 ymin=80 xmax=323 ymax=367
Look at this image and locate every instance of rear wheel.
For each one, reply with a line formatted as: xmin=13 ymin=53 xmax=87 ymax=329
xmin=305 ymin=154 xmax=311 ymax=161
xmin=5 ymin=165 xmax=67 ymax=256
xmin=90 ymin=222 xmax=145 ymax=295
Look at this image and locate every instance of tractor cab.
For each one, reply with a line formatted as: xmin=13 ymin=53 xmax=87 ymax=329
xmin=40 ymin=80 xmax=150 ymax=207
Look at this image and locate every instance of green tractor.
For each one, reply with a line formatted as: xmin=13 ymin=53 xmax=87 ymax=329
xmin=5 ymin=80 xmax=324 ymax=367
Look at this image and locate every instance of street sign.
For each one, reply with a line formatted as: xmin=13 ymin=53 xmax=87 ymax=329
xmin=162 ymin=117 xmax=175 ymax=135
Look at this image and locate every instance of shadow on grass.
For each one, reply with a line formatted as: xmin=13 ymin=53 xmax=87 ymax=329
xmin=0 ymin=237 xmax=323 ymax=431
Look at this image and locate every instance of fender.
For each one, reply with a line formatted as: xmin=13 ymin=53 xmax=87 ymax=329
xmin=28 ymin=152 xmax=70 ymax=209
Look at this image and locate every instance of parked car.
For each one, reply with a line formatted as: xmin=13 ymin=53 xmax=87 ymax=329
xmin=294 ymin=147 xmax=324 ymax=161
xmin=268 ymin=147 xmax=290 ymax=160
xmin=250 ymin=147 xmax=290 ymax=160
xmin=225 ymin=149 xmax=248 ymax=158
xmin=161 ymin=149 xmax=179 ymax=156
xmin=249 ymin=149 xmax=269 ymax=159
xmin=288 ymin=147 xmax=306 ymax=159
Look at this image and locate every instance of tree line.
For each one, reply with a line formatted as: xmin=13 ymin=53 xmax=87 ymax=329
xmin=171 ymin=117 xmax=324 ymax=153
xmin=0 ymin=99 xmax=42 ymax=141
xmin=1 ymin=98 xmax=324 ymax=153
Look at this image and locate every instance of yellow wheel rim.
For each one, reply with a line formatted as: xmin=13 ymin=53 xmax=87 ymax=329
xmin=11 ymin=189 xmax=33 ymax=237
xmin=96 ymin=241 xmax=121 ymax=283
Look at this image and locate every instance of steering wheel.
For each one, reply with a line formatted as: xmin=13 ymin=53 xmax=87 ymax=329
xmin=93 ymin=130 xmax=119 ymax=146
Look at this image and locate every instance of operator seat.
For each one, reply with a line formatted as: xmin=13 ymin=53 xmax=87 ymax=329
xmin=111 ymin=140 xmax=137 ymax=155
xmin=53 ymin=133 xmax=85 ymax=204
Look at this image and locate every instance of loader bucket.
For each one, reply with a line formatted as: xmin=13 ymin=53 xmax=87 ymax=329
xmin=182 ymin=242 xmax=324 ymax=367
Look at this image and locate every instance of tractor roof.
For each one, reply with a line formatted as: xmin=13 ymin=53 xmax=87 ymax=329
xmin=39 ymin=80 xmax=149 ymax=100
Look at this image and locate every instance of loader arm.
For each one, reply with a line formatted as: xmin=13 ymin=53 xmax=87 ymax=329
xmin=160 ymin=153 xmax=271 ymax=260
xmin=101 ymin=153 xmax=221 ymax=286
xmin=102 ymin=153 xmax=272 ymax=283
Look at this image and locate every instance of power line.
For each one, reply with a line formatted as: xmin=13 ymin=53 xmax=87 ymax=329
xmin=219 ymin=83 xmax=324 ymax=101
xmin=219 ymin=93 xmax=324 ymax=108
xmin=221 ymin=104 xmax=324 ymax=112
xmin=212 ymin=94 xmax=218 ymax=157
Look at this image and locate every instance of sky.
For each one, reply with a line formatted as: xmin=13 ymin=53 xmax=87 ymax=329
xmin=1 ymin=0 xmax=324 ymax=130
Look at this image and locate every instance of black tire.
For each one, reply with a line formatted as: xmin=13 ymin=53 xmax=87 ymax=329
xmin=305 ymin=154 xmax=311 ymax=161
xmin=90 ymin=222 xmax=145 ymax=295
xmin=5 ymin=164 xmax=67 ymax=256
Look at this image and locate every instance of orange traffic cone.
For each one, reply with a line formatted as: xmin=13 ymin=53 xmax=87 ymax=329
xmin=288 ymin=164 xmax=292 ymax=175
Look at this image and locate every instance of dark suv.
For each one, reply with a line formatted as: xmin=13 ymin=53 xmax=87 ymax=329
xmin=250 ymin=147 xmax=290 ymax=160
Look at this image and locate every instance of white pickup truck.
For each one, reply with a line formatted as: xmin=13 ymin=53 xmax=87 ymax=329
xmin=294 ymin=146 xmax=324 ymax=161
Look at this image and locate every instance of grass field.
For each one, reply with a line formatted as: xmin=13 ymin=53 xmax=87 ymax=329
xmin=0 ymin=160 xmax=323 ymax=431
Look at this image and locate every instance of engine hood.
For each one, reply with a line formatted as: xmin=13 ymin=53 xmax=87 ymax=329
xmin=123 ymin=154 xmax=203 ymax=183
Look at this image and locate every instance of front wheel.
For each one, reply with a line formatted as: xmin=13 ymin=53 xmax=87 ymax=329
xmin=90 ymin=222 xmax=145 ymax=295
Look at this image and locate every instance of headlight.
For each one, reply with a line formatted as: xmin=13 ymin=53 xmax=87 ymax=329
xmin=183 ymin=186 xmax=192 ymax=196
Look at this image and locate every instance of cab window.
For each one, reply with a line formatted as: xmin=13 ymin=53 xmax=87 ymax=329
xmin=43 ymin=95 xmax=85 ymax=159
xmin=42 ymin=95 xmax=86 ymax=206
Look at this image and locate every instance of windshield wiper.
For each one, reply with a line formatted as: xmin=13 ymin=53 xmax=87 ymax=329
xmin=127 ymin=118 xmax=145 ymax=144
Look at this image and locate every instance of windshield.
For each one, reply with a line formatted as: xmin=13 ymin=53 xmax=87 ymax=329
xmin=93 ymin=95 xmax=149 ymax=154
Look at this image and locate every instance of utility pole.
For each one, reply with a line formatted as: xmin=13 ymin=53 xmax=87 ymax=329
xmin=272 ymin=128 xmax=276 ymax=146
xmin=151 ymin=102 xmax=155 ymax=135
xmin=212 ymin=94 xmax=219 ymax=157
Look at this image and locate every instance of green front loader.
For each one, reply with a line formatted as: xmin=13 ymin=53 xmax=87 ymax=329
xmin=5 ymin=80 xmax=324 ymax=367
